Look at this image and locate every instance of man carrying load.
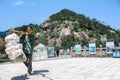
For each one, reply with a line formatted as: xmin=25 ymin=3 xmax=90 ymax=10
xmin=20 ymin=26 xmax=38 ymax=76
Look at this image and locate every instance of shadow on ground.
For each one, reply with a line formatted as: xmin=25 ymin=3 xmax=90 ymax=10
xmin=32 ymin=70 xmax=49 ymax=76
xmin=11 ymin=75 xmax=28 ymax=80
xmin=11 ymin=70 xmax=53 ymax=80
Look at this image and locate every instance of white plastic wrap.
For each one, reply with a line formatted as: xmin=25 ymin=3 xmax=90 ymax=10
xmin=5 ymin=46 xmax=15 ymax=55
xmin=5 ymin=44 xmax=22 ymax=55
xmin=5 ymin=33 xmax=26 ymax=62
xmin=8 ymin=52 xmax=16 ymax=60
xmin=33 ymin=43 xmax=48 ymax=61
xmin=5 ymin=41 xmax=17 ymax=48
xmin=5 ymin=33 xmax=19 ymax=43
xmin=14 ymin=44 xmax=22 ymax=49
xmin=8 ymin=49 xmax=23 ymax=60
xmin=34 ymin=43 xmax=45 ymax=51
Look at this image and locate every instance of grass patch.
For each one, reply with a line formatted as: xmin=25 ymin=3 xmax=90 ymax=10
xmin=0 ymin=58 xmax=10 ymax=63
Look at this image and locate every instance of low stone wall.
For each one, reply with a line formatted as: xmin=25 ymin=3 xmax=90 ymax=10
xmin=70 ymin=47 xmax=120 ymax=57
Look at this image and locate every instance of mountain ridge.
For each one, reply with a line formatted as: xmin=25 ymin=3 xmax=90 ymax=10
xmin=4 ymin=9 xmax=120 ymax=49
xmin=39 ymin=9 xmax=120 ymax=49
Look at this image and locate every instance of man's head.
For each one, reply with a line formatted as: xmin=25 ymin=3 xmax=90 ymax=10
xmin=27 ymin=26 xmax=33 ymax=34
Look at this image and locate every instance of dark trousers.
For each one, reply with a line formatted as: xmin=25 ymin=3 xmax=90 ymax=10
xmin=23 ymin=54 xmax=33 ymax=73
xmin=56 ymin=52 xmax=59 ymax=57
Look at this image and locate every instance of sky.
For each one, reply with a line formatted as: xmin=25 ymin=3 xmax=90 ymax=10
xmin=0 ymin=0 xmax=120 ymax=31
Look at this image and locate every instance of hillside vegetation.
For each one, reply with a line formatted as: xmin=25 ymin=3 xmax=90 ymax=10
xmin=2 ymin=9 xmax=120 ymax=49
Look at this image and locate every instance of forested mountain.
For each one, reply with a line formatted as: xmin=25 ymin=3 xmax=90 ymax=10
xmin=3 ymin=9 xmax=120 ymax=49
xmin=39 ymin=9 xmax=120 ymax=49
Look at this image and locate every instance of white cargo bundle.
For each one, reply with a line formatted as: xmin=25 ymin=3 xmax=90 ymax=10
xmin=33 ymin=43 xmax=48 ymax=61
xmin=5 ymin=44 xmax=22 ymax=55
xmin=5 ymin=33 xmax=19 ymax=43
xmin=8 ymin=49 xmax=24 ymax=60
xmin=5 ymin=33 xmax=26 ymax=61
xmin=5 ymin=41 xmax=17 ymax=48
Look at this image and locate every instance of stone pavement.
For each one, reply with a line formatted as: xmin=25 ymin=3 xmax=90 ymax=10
xmin=0 ymin=57 xmax=120 ymax=80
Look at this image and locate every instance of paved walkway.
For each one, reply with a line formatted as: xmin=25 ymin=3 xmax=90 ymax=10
xmin=0 ymin=57 xmax=120 ymax=80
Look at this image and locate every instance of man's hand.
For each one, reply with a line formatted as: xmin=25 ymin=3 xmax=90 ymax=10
xmin=35 ymin=40 xmax=39 ymax=46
